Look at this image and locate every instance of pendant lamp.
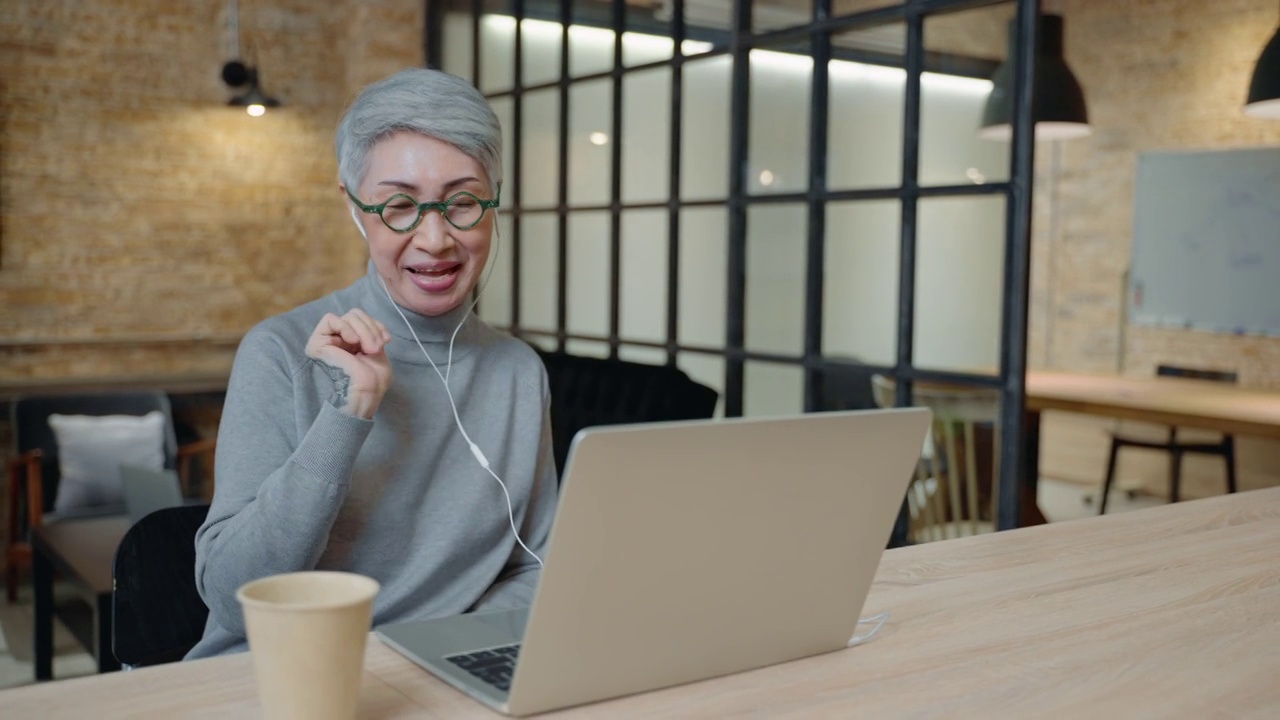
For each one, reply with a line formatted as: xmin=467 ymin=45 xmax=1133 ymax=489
xmin=980 ymin=13 xmax=1090 ymax=141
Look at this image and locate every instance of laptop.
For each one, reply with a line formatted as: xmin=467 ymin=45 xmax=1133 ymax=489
xmin=119 ymin=463 xmax=186 ymax=524
xmin=376 ymin=407 xmax=932 ymax=716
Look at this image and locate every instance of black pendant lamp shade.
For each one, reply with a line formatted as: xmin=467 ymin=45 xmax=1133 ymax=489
xmin=1245 ymin=24 xmax=1280 ymax=118
xmin=222 ymin=60 xmax=281 ymax=116
xmin=980 ymin=14 xmax=1090 ymax=141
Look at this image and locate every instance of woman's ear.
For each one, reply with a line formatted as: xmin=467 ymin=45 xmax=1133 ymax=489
xmin=349 ymin=207 xmax=368 ymax=240
xmin=340 ymin=184 xmax=370 ymax=240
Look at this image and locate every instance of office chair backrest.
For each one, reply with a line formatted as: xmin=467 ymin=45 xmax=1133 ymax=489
xmin=817 ymin=358 xmax=880 ymax=411
xmin=1156 ymin=365 xmax=1238 ymax=384
xmin=12 ymin=391 xmax=179 ymax=513
xmin=535 ymin=350 xmax=720 ymax=475
xmin=112 ymin=503 xmax=210 ymax=668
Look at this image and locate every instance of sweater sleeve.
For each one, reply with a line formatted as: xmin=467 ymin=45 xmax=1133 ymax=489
xmin=194 ymin=326 xmax=373 ymax=636
xmin=471 ymin=375 xmax=559 ymax=612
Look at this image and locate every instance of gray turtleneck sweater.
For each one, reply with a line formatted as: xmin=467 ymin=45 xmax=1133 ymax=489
xmin=186 ymin=264 xmax=557 ymax=659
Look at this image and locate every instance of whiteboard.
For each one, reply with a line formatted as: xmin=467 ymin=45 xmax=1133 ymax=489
xmin=1128 ymin=147 xmax=1280 ymax=337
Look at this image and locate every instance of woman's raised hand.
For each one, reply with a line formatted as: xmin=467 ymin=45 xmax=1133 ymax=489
xmin=305 ymin=309 xmax=393 ymax=419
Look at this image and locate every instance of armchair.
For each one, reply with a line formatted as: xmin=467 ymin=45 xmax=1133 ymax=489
xmin=6 ymin=391 xmax=216 ymax=602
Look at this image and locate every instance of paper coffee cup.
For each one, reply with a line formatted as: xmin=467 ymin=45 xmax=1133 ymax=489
xmin=237 ymin=571 xmax=380 ymax=720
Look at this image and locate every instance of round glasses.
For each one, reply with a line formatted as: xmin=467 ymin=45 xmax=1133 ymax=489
xmin=347 ymin=186 xmax=501 ymax=232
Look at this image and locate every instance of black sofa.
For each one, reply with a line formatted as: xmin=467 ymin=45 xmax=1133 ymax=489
xmin=534 ymin=349 xmax=720 ymax=477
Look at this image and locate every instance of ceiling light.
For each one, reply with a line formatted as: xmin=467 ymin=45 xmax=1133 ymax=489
xmin=1245 ymin=4 xmax=1280 ymax=119
xmin=980 ymin=14 xmax=1090 ymax=141
xmin=220 ymin=0 xmax=281 ymax=115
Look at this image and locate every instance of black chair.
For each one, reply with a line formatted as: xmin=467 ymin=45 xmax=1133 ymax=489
xmin=6 ymin=391 xmax=216 ymax=601
xmin=112 ymin=503 xmax=211 ymax=668
xmin=535 ymin=350 xmax=720 ymax=476
xmin=816 ymin=358 xmax=881 ymax=412
xmin=1098 ymin=365 xmax=1238 ymax=514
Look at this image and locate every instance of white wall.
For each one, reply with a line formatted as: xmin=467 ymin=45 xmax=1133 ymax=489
xmin=445 ymin=15 xmax=1010 ymax=416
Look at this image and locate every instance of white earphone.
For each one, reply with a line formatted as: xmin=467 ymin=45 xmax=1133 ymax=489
xmin=363 ymin=206 xmax=544 ymax=568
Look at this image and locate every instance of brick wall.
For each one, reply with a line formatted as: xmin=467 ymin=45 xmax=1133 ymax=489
xmin=1030 ymin=0 xmax=1280 ymax=498
xmin=0 ymin=0 xmax=424 ymax=379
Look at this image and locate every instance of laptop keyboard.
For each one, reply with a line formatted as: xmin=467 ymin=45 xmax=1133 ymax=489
xmin=445 ymin=643 xmax=521 ymax=692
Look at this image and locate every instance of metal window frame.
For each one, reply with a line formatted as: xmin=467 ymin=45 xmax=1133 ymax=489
xmin=427 ymin=0 xmax=1040 ymax=535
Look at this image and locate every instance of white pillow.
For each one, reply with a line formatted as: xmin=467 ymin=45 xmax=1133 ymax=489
xmin=47 ymin=411 xmax=167 ymax=514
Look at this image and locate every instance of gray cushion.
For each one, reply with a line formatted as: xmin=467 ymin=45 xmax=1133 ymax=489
xmin=47 ymin=411 xmax=166 ymax=514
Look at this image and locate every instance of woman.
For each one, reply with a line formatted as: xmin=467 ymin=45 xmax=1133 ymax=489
xmin=187 ymin=68 xmax=557 ymax=659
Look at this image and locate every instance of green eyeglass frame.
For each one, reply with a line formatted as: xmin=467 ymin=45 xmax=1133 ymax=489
xmin=346 ymin=183 xmax=502 ymax=232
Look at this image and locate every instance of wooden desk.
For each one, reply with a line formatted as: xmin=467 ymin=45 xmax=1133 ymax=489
xmin=31 ymin=516 xmax=130 ymax=680
xmin=877 ymin=370 xmax=1280 ymax=526
xmin=1020 ymin=371 xmax=1280 ymax=523
xmin=1025 ymin=371 xmax=1280 ymax=439
xmin=4 ymin=488 xmax=1277 ymax=717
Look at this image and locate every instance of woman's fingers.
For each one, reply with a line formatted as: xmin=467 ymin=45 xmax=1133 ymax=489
xmin=345 ymin=309 xmax=389 ymax=354
xmin=310 ymin=310 xmax=391 ymax=357
xmin=313 ymin=313 xmax=360 ymax=350
xmin=349 ymin=308 xmax=390 ymax=339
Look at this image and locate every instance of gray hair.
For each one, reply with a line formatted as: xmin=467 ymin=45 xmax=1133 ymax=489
xmin=335 ymin=68 xmax=503 ymax=194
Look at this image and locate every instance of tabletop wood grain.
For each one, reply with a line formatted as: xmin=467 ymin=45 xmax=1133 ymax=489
xmin=4 ymin=488 xmax=1278 ymax=718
